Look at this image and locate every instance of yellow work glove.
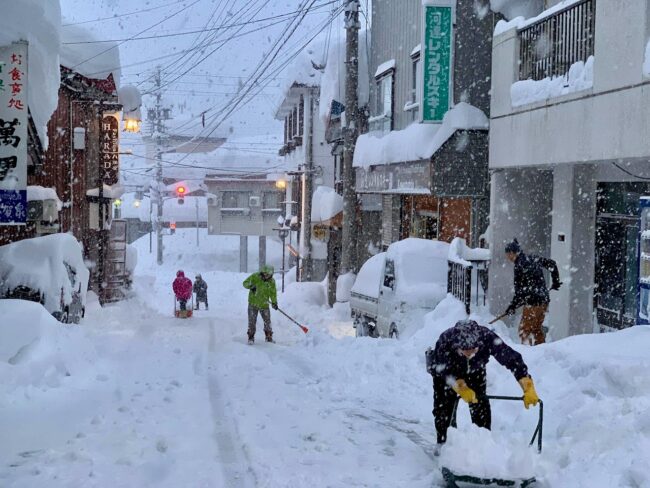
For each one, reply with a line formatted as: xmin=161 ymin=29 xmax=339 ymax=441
xmin=452 ymin=379 xmax=478 ymax=404
xmin=519 ymin=377 xmax=540 ymax=409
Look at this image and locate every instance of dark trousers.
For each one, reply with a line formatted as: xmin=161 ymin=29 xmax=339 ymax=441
xmin=248 ymin=305 xmax=272 ymax=338
xmin=433 ymin=370 xmax=491 ymax=444
xmin=179 ymin=299 xmax=187 ymax=311
xmin=195 ymin=294 xmax=208 ymax=309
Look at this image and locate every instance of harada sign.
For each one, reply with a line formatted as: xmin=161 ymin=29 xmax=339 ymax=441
xmin=422 ymin=1 xmax=453 ymax=123
xmin=0 ymin=42 xmax=28 ymax=225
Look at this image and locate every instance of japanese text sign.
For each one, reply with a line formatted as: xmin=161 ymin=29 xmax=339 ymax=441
xmin=101 ymin=114 xmax=119 ymax=186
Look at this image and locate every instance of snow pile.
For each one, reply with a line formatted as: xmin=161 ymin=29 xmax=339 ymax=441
xmin=26 ymin=185 xmax=63 ymax=211
xmin=495 ymin=0 xmax=580 ymax=36
xmin=60 ymin=23 xmax=120 ymax=87
xmin=0 ymin=300 xmax=98 ymax=393
xmin=353 ymin=102 xmax=489 ymax=168
xmin=319 ymin=31 xmax=370 ymax=123
xmin=0 ymin=234 xmax=89 ymax=314
xmin=387 ymin=238 xmax=449 ymax=304
xmin=118 ymin=84 xmax=142 ymax=121
xmin=448 ymin=237 xmax=491 ymax=265
xmin=441 ymin=424 xmax=537 ymax=479
xmin=125 ymin=243 xmax=138 ymax=273
xmin=644 ymin=40 xmax=650 ymax=76
xmin=0 ymin=0 xmax=62 ymax=146
xmin=350 ymin=252 xmax=385 ymax=298
xmin=511 ymin=56 xmax=594 ymax=107
xmin=490 ymin=0 xmax=542 ymax=23
xmin=336 ymin=272 xmax=356 ymax=302
xmin=311 ymin=185 xmax=343 ymax=222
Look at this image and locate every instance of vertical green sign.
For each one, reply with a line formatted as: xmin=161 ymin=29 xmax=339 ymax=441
xmin=422 ymin=4 xmax=452 ymax=122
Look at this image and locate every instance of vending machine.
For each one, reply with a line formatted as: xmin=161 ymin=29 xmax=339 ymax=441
xmin=638 ymin=197 xmax=650 ymax=324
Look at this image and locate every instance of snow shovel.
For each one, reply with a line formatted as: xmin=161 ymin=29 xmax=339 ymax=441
xmin=174 ymin=296 xmax=193 ymax=319
xmin=276 ymin=307 xmax=309 ymax=334
xmin=440 ymin=395 xmax=543 ymax=488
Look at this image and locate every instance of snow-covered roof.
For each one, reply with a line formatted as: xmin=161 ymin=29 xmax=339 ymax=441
xmin=26 ymin=186 xmax=63 ymax=211
xmin=60 ymin=22 xmax=121 ymax=88
xmin=118 ymin=85 xmax=142 ymax=121
xmin=0 ymin=0 xmax=62 ymax=146
xmin=353 ymin=102 xmax=489 ymax=168
xmin=375 ymin=59 xmax=396 ymax=78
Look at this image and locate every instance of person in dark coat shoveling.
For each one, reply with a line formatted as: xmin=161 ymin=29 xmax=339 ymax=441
xmin=193 ymin=274 xmax=208 ymax=310
xmin=504 ymin=238 xmax=561 ymax=345
xmin=426 ymin=320 xmax=539 ymax=446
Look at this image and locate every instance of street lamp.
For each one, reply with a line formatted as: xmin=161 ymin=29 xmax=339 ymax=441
xmin=274 ymin=215 xmax=290 ymax=293
xmin=123 ymin=117 xmax=141 ymax=133
xmin=275 ymin=176 xmax=287 ymax=190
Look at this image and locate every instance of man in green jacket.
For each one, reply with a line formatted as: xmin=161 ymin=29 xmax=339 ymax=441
xmin=243 ymin=265 xmax=278 ymax=344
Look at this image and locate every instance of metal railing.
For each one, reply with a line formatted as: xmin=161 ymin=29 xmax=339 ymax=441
xmin=448 ymin=261 xmax=472 ymax=314
xmin=519 ymin=0 xmax=596 ymax=81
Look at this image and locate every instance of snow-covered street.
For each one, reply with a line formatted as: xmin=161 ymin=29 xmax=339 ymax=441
xmin=2 ymin=230 xmax=649 ymax=488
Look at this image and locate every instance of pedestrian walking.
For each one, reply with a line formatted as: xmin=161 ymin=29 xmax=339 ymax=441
xmin=243 ymin=265 xmax=278 ymax=344
xmin=426 ymin=320 xmax=539 ymax=447
xmin=173 ymin=270 xmax=193 ymax=311
xmin=504 ymin=239 xmax=562 ymax=345
xmin=193 ymin=273 xmax=208 ymax=310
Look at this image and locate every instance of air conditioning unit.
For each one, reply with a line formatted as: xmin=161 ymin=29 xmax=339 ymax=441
xmin=27 ymin=200 xmax=43 ymax=221
xmin=249 ymin=196 xmax=261 ymax=207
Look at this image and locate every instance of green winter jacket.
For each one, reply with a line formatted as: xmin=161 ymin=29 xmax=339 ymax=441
xmin=243 ymin=266 xmax=278 ymax=309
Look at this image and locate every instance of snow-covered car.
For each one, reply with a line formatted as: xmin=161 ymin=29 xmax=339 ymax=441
xmin=350 ymin=238 xmax=449 ymax=338
xmin=0 ymin=234 xmax=90 ymax=324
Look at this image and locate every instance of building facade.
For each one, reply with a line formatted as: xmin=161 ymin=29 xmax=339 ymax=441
xmin=489 ymin=0 xmax=650 ymax=336
xmin=354 ymin=0 xmax=496 ymax=251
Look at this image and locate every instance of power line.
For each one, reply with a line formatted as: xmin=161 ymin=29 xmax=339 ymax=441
xmin=62 ymin=1 xmax=187 ymax=26
xmin=71 ymin=0 xmax=202 ymax=71
xmin=63 ymin=0 xmax=338 ymax=44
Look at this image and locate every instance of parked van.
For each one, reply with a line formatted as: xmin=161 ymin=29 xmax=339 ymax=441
xmin=350 ymin=238 xmax=449 ymax=338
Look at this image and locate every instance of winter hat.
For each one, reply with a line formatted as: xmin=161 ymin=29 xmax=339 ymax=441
xmin=177 ymin=270 xmax=185 ymax=277
xmin=452 ymin=320 xmax=481 ymax=350
xmin=505 ymin=238 xmax=521 ymax=254
xmin=261 ymin=265 xmax=274 ymax=275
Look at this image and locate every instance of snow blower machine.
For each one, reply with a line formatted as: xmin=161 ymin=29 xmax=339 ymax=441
xmin=440 ymin=395 xmax=543 ymax=488
xmin=174 ymin=297 xmax=194 ymax=319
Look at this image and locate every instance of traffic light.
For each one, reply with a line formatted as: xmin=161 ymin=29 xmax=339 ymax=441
xmin=176 ymin=185 xmax=186 ymax=205
xmin=170 ymin=221 xmax=176 ymax=234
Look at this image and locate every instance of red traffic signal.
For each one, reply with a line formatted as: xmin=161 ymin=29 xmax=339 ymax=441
xmin=170 ymin=221 xmax=176 ymax=230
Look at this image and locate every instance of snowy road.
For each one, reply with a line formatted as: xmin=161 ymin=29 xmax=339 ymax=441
xmin=4 ymin=231 xmax=650 ymax=487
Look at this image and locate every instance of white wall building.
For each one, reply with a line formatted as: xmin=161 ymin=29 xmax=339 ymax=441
xmin=489 ymin=0 xmax=650 ymax=337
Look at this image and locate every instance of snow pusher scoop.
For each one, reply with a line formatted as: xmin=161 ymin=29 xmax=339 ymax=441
xmin=174 ymin=297 xmax=193 ymax=319
xmin=440 ymin=395 xmax=543 ymax=488
xmin=276 ymin=307 xmax=309 ymax=334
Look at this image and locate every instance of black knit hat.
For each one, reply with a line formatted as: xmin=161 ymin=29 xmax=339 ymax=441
xmin=452 ymin=320 xmax=481 ymax=350
xmin=505 ymin=238 xmax=521 ymax=254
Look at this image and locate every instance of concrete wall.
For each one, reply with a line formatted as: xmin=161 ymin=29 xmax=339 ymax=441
xmin=490 ymin=0 xmax=650 ymax=169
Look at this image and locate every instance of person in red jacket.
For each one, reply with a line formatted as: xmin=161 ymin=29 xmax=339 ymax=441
xmin=173 ymin=270 xmax=193 ymax=311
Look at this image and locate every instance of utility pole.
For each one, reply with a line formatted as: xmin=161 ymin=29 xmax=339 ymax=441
xmin=340 ymin=0 xmax=360 ymax=274
xmin=301 ymin=92 xmax=315 ymax=281
xmin=149 ymin=66 xmax=168 ymax=266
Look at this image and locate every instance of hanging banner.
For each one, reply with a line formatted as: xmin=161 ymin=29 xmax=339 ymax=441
xmin=422 ymin=1 xmax=453 ymax=123
xmin=101 ymin=114 xmax=119 ymax=186
xmin=0 ymin=42 xmax=28 ymax=225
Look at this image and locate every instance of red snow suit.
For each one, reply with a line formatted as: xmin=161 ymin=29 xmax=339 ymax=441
xmin=173 ymin=271 xmax=193 ymax=300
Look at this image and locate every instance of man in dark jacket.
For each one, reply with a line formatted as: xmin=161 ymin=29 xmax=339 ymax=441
xmin=193 ymin=274 xmax=208 ymax=310
xmin=426 ymin=320 xmax=539 ymax=445
xmin=504 ymin=239 xmax=561 ymax=345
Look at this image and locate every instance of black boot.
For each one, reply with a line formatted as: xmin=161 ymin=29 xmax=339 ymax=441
xmin=247 ymin=334 xmax=254 ymax=345
xmin=265 ymin=333 xmax=274 ymax=343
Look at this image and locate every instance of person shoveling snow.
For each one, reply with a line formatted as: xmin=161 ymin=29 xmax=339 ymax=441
xmin=173 ymin=270 xmax=193 ymax=317
xmin=243 ymin=265 xmax=278 ymax=344
xmin=426 ymin=320 xmax=540 ymax=446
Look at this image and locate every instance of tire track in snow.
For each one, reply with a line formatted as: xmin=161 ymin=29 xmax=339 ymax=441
xmin=207 ymin=320 xmax=258 ymax=488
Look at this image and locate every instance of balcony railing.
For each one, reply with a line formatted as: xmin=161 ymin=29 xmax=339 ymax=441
xmin=519 ymin=0 xmax=596 ymax=81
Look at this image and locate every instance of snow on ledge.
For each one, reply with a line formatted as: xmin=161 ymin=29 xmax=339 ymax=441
xmin=353 ymin=102 xmax=488 ymax=169
xmin=26 ymin=186 xmax=63 ymax=211
xmin=86 ymin=184 xmax=124 ymax=199
xmin=511 ymin=56 xmax=594 ymax=107
xmin=494 ymin=0 xmax=582 ymax=36
xmin=644 ymin=40 xmax=650 ymax=76
xmin=375 ymin=59 xmax=395 ymax=78
xmin=311 ymin=186 xmax=343 ymax=223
